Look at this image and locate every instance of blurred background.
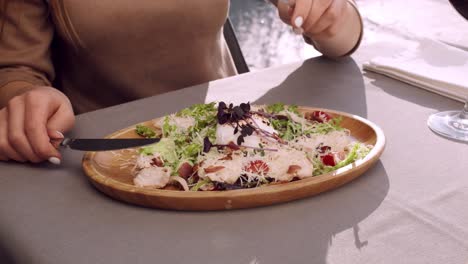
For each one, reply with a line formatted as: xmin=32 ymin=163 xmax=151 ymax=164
xmin=229 ymin=0 xmax=320 ymax=71
xmin=229 ymin=0 xmax=468 ymax=71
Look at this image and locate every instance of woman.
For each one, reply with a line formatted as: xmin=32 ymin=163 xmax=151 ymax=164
xmin=0 ymin=0 xmax=363 ymax=164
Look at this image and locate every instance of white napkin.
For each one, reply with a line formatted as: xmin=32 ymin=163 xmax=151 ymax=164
xmin=363 ymin=38 xmax=468 ymax=103
xmin=358 ymin=0 xmax=468 ymax=51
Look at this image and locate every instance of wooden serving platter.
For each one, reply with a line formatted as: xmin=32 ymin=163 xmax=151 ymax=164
xmin=82 ymin=106 xmax=385 ymax=211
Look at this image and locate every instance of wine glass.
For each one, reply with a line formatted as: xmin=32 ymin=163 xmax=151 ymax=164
xmin=427 ymin=0 xmax=468 ymax=142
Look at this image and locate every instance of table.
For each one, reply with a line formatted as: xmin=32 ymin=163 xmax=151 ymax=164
xmin=1 ymin=48 xmax=467 ymax=263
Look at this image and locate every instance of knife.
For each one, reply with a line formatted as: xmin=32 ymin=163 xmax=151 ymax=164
xmin=53 ymin=138 xmax=161 ymax=151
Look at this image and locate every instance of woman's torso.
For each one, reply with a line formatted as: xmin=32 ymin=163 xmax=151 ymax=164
xmin=48 ymin=0 xmax=236 ymax=113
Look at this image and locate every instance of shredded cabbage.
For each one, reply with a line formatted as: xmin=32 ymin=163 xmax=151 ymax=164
xmin=303 ymin=116 xmax=344 ymax=135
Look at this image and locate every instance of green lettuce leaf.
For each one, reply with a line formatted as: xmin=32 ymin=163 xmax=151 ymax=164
xmin=266 ymin=103 xmax=285 ymax=114
xmin=138 ymin=138 xmax=177 ymax=163
xmin=304 ymin=116 xmax=343 ymax=135
xmin=135 ymin=125 xmax=156 ymax=138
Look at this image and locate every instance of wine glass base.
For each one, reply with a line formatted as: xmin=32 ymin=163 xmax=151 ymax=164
xmin=428 ymin=111 xmax=468 ymax=142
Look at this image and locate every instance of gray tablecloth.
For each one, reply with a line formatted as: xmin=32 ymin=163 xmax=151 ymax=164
xmin=1 ymin=54 xmax=467 ymax=264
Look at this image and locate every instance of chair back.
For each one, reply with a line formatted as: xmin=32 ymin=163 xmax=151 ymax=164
xmin=223 ymin=18 xmax=250 ymax=74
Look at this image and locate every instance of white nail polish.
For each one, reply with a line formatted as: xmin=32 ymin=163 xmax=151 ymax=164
xmin=294 ymin=16 xmax=304 ymax=28
xmin=56 ymin=131 xmax=64 ymax=138
xmin=293 ymin=27 xmax=304 ymax=35
xmin=48 ymin=157 xmax=61 ymax=165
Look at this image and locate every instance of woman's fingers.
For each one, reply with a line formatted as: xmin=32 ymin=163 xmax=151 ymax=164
xmin=6 ymin=96 xmax=42 ymax=163
xmin=0 ymin=86 xmax=75 ymax=164
xmin=47 ymin=95 xmax=75 ymax=151
xmin=291 ymin=0 xmax=313 ymax=32
xmin=46 ymin=103 xmax=75 ymax=136
xmin=301 ymin=0 xmax=332 ymax=31
xmin=47 ymin=104 xmax=75 ymax=157
xmin=0 ymin=108 xmax=26 ymax=162
xmin=304 ymin=0 xmax=345 ymax=36
xmin=277 ymin=0 xmax=293 ymax=24
xmin=279 ymin=0 xmax=348 ymax=39
xmin=24 ymin=90 xmax=62 ymax=162
xmin=289 ymin=0 xmax=347 ymax=38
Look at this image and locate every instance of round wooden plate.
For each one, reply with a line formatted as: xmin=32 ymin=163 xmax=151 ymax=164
xmin=82 ymin=106 xmax=385 ymax=211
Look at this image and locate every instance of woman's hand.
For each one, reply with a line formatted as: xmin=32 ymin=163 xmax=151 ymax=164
xmin=279 ymin=0 xmax=348 ymax=38
xmin=0 ymin=86 xmax=75 ymax=164
xmin=277 ymin=0 xmax=362 ymax=57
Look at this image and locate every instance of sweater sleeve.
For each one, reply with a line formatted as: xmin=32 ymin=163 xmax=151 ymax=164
xmin=0 ymin=0 xmax=55 ymax=106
